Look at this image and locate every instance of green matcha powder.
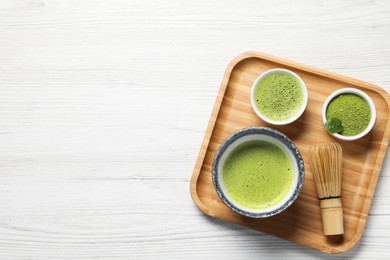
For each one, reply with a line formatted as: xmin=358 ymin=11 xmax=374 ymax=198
xmin=326 ymin=94 xmax=371 ymax=136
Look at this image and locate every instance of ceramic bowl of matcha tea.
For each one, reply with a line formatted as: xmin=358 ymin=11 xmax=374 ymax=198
xmin=212 ymin=127 xmax=305 ymax=218
xmin=251 ymin=68 xmax=308 ymax=125
xmin=322 ymin=88 xmax=376 ymax=141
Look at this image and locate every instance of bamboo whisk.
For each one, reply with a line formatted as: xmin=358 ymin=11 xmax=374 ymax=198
xmin=309 ymin=142 xmax=344 ymax=236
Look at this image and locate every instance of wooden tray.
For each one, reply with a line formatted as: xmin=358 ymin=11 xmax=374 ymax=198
xmin=190 ymin=52 xmax=390 ymax=254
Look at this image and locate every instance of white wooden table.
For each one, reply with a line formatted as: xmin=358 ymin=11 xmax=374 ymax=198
xmin=0 ymin=1 xmax=389 ymax=259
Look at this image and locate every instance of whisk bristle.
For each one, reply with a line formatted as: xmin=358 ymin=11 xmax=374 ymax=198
xmin=309 ymin=142 xmax=342 ymax=199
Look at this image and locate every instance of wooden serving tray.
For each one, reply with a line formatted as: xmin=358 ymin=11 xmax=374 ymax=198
xmin=190 ymin=52 xmax=390 ymax=254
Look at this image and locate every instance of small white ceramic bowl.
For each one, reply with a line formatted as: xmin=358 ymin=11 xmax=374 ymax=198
xmin=250 ymin=68 xmax=308 ymax=125
xmin=212 ymin=127 xmax=305 ymax=218
xmin=322 ymin=88 xmax=376 ymax=141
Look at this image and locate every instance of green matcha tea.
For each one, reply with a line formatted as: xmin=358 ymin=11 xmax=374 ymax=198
xmin=222 ymin=140 xmax=294 ymax=210
xmin=326 ymin=94 xmax=370 ymax=136
xmin=254 ymin=72 xmax=304 ymax=121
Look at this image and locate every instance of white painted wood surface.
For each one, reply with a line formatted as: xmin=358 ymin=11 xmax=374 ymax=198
xmin=0 ymin=0 xmax=389 ymax=259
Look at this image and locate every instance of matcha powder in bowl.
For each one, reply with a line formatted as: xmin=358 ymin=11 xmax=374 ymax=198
xmin=326 ymin=94 xmax=370 ymax=136
xmin=322 ymin=88 xmax=376 ymax=141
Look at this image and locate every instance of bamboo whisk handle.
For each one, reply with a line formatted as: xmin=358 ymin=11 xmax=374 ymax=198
xmin=319 ymin=198 xmax=344 ymax=235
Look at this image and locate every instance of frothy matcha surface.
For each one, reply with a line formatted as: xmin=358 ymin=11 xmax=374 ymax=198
xmin=254 ymin=72 xmax=304 ymax=121
xmin=326 ymin=93 xmax=370 ymax=136
xmin=222 ymin=140 xmax=293 ymax=210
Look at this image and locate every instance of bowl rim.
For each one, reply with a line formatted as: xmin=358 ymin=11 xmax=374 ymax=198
xmin=322 ymin=88 xmax=376 ymax=141
xmin=250 ymin=68 xmax=308 ymax=125
xmin=212 ymin=127 xmax=305 ymax=218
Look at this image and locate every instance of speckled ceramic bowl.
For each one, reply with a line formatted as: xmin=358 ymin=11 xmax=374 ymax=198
xmin=212 ymin=127 xmax=304 ymax=218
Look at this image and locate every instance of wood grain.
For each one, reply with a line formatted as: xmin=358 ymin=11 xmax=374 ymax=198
xmin=0 ymin=0 xmax=390 ymax=259
xmin=190 ymin=52 xmax=390 ymax=254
